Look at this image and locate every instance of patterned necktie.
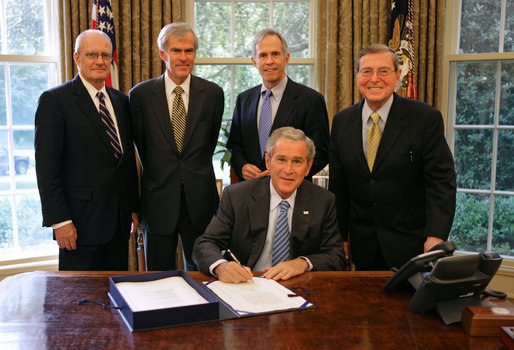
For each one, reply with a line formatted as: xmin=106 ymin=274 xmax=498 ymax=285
xmin=172 ymin=86 xmax=187 ymax=152
xmin=97 ymin=92 xmax=121 ymax=158
xmin=367 ymin=112 xmax=382 ymax=171
xmin=258 ymin=89 xmax=273 ymax=158
xmin=272 ymin=200 xmax=291 ymax=266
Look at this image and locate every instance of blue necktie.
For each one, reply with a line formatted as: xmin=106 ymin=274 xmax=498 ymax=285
xmin=97 ymin=92 xmax=121 ymax=158
xmin=258 ymin=89 xmax=273 ymax=157
xmin=272 ymin=200 xmax=291 ymax=266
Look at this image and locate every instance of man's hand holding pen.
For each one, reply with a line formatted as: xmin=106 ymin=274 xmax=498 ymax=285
xmin=215 ymin=261 xmax=254 ymax=283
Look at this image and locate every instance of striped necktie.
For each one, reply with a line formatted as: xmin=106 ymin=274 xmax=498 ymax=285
xmin=97 ymin=92 xmax=121 ymax=158
xmin=258 ymin=89 xmax=273 ymax=157
xmin=272 ymin=200 xmax=291 ymax=266
xmin=367 ymin=112 xmax=382 ymax=171
xmin=172 ymin=86 xmax=187 ymax=153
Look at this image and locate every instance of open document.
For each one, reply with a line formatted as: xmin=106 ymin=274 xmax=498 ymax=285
xmin=205 ymin=276 xmax=314 ymax=315
xmin=115 ymin=276 xmax=209 ymax=311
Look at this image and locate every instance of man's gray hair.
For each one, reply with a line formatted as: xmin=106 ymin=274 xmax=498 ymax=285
xmin=157 ymin=22 xmax=198 ymax=51
xmin=74 ymin=29 xmax=112 ymax=53
xmin=265 ymin=127 xmax=315 ymax=162
xmin=355 ymin=43 xmax=399 ymax=72
xmin=252 ymin=28 xmax=288 ymax=59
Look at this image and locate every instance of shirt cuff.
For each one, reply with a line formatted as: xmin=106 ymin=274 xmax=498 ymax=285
xmin=209 ymin=259 xmax=228 ymax=277
xmin=299 ymin=256 xmax=313 ymax=271
xmin=51 ymin=220 xmax=73 ymax=230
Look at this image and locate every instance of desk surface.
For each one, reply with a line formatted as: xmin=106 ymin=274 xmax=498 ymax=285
xmin=0 ymin=271 xmax=502 ymax=349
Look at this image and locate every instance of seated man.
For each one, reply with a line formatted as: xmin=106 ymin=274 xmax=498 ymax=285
xmin=193 ymin=127 xmax=346 ymax=283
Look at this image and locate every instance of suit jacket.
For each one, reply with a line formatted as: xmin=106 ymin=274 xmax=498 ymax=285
xmin=329 ymin=93 xmax=456 ymax=269
xmin=227 ymin=78 xmax=329 ymax=180
xmin=193 ymin=176 xmax=346 ymax=273
xmin=129 ymin=74 xmax=224 ymax=235
xmin=35 ymin=75 xmax=139 ymax=246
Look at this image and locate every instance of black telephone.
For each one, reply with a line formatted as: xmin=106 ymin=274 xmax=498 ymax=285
xmin=382 ymin=241 xmax=504 ymax=325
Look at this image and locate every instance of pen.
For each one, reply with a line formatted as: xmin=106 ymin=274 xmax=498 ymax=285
xmin=226 ymin=249 xmax=253 ymax=283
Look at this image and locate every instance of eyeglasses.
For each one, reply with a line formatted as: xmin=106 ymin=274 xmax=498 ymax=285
xmin=78 ymin=52 xmax=113 ymax=61
xmin=358 ymin=68 xmax=395 ymax=78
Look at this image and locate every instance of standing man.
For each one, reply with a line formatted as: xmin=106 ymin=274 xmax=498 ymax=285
xmin=193 ymin=127 xmax=345 ymax=283
xmin=35 ymin=29 xmax=139 ymax=270
xmin=129 ymin=23 xmax=224 ymax=271
xmin=227 ymin=28 xmax=329 ymax=181
xmin=329 ymin=44 xmax=456 ymax=271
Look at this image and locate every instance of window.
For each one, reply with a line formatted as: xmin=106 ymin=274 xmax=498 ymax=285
xmin=187 ymin=0 xmax=315 ymax=185
xmin=442 ymin=0 xmax=513 ymax=258
xmin=0 ymin=0 xmax=59 ymax=261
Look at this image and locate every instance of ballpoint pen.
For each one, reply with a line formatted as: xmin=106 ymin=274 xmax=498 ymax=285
xmin=226 ymin=249 xmax=253 ymax=282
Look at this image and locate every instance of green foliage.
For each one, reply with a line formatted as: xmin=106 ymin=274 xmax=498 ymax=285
xmin=0 ymin=197 xmax=14 ymax=248
xmin=460 ymin=0 xmax=501 ymax=54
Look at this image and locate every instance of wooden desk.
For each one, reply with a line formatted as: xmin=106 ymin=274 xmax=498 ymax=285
xmin=0 ymin=271 xmax=502 ymax=349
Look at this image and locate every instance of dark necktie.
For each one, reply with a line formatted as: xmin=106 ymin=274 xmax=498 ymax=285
xmin=172 ymin=86 xmax=187 ymax=153
xmin=272 ymin=200 xmax=291 ymax=266
xmin=97 ymin=91 xmax=121 ymax=158
xmin=258 ymin=89 xmax=273 ymax=157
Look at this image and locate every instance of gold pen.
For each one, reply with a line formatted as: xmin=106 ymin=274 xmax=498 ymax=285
xmin=226 ymin=249 xmax=253 ymax=283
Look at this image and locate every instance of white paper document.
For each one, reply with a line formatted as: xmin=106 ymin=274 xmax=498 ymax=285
xmin=205 ymin=277 xmax=313 ymax=315
xmin=115 ymin=276 xmax=208 ymax=312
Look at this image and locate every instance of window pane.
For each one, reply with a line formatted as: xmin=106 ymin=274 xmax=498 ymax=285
xmin=286 ymin=65 xmax=312 ymax=87
xmin=273 ymin=1 xmax=310 ymax=58
xmin=451 ymin=192 xmax=489 ymax=252
xmin=0 ymin=65 xmax=6 ymax=126
xmin=499 ymin=62 xmax=514 ymax=125
xmin=16 ymin=194 xmax=53 ymax=251
xmin=454 ymin=129 xmax=492 ymax=189
xmin=13 ymin=130 xmax=35 ymax=190
xmin=6 ymin=0 xmax=46 ymax=55
xmin=505 ymin=0 xmax=514 ymax=52
xmin=195 ymin=1 xmax=232 ymax=57
xmin=455 ymin=62 xmax=496 ymax=125
xmin=493 ymin=195 xmax=514 ymax=258
xmin=0 ymin=195 xmax=14 ymax=250
xmin=0 ymin=130 xmax=11 ymax=183
xmin=234 ymin=2 xmax=270 ymax=57
xmin=10 ymin=63 xmax=55 ymax=125
xmin=459 ymin=0 xmax=501 ymax=53
xmin=195 ymin=64 xmax=234 ymax=120
xmin=496 ymin=129 xmax=514 ymax=192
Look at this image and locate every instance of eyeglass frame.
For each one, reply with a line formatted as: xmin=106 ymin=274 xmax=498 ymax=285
xmin=77 ymin=51 xmax=113 ymax=61
xmin=357 ymin=68 xmax=396 ymax=78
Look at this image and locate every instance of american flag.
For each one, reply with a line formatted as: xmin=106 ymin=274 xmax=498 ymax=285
xmin=388 ymin=0 xmax=417 ymax=99
xmin=91 ymin=0 xmax=119 ymax=89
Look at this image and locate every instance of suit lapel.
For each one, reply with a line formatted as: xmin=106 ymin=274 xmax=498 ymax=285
xmin=244 ymin=86 xmax=263 ymax=162
xmin=150 ymin=74 xmax=177 ymax=151
xmin=182 ymin=75 xmax=203 ymax=151
xmin=290 ymin=182 xmax=312 ymax=254
xmin=247 ymin=178 xmax=271 ymax=267
xmin=71 ymin=76 xmax=115 ymax=157
xmin=349 ymin=101 xmax=369 ymax=173
xmin=272 ymin=78 xmax=297 ymax=129
xmin=373 ymin=94 xmax=406 ymax=171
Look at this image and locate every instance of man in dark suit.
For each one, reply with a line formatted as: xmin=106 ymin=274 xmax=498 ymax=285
xmin=194 ymin=127 xmax=345 ymax=283
xmin=329 ymin=44 xmax=456 ymax=271
xmin=129 ymin=23 xmax=224 ymax=271
xmin=35 ymin=30 xmax=139 ymax=270
xmin=227 ymin=28 xmax=329 ymax=181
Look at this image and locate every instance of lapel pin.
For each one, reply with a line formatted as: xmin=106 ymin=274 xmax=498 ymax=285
xmin=303 ymin=211 xmax=309 ymax=215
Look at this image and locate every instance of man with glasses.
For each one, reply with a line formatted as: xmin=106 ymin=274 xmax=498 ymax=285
xmin=329 ymin=44 xmax=456 ymax=271
xmin=35 ymin=29 xmax=139 ymax=270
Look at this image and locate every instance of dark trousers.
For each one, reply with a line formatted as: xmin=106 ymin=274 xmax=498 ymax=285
xmin=58 ymin=223 xmax=128 ymax=271
xmin=354 ymin=243 xmax=389 ymax=271
xmin=145 ymin=187 xmax=200 ymax=271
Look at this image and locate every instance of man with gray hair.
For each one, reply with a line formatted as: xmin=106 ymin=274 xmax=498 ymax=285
xmin=193 ymin=127 xmax=346 ymax=283
xmin=129 ymin=23 xmax=224 ymax=271
xmin=329 ymin=44 xmax=456 ymax=271
xmin=227 ymin=28 xmax=329 ymax=182
xmin=35 ymin=29 xmax=139 ymax=270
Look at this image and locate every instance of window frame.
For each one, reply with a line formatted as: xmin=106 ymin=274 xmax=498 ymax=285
xmin=0 ymin=0 xmax=60 ymax=265
xmin=441 ymin=0 xmax=514 ymax=263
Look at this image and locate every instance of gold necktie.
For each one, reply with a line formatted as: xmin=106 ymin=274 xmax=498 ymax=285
xmin=367 ymin=112 xmax=382 ymax=171
xmin=172 ymin=86 xmax=186 ymax=152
